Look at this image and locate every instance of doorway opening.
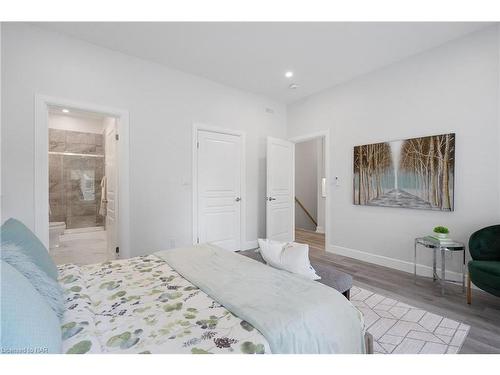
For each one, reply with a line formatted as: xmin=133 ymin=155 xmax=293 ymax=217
xmin=294 ymin=136 xmax=326 ymax=252
xmin=47 ymin=106 xmax=119 ymax=265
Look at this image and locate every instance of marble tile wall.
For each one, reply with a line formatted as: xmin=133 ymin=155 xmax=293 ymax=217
xmin=49 ymin=129 xmax=105 ymax=229
xmin=50 ymin=128 xmax=104 ymax=154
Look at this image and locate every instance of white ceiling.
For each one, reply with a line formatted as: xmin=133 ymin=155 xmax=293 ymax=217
xmin=35 ymin=22 xmax=493 ymax=103
xmin=48 ymin=106 xmax=109 ymax=121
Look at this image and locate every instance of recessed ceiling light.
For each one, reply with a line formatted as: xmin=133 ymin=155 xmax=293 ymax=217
xmin=288 ymin=83 xmax=299 ymax=90
xmin=285 ymin=71 xmax=294 ymax=78
xmin=62 ymin=109 xmax=70 ymax=113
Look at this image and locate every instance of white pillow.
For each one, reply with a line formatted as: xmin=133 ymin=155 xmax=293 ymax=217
xmin=256 ymin=239 xmax=285 ymax=267
xmin=257 ymin=239 xmax=321 ymax=280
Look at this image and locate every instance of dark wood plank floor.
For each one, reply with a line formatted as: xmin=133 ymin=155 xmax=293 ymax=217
xmin=295 ymin=228 xmax=500 ymax=354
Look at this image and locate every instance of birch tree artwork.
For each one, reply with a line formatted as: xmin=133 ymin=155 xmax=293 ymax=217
xmin=353 ymin=133 xmax=455 ymax=211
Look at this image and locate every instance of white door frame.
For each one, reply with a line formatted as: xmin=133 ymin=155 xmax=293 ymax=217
xmin=34 ymin=94 xmax=131 ymax=258
xmin=192 ymin=123 xmax=246 ymax=249
xmin=289 ymin=130 xmax=331 ymax=251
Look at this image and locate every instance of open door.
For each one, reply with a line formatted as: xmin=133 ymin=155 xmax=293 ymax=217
xmin=266 ymin=137 xmax=295 ymax=242
xmin=104 ymin=118 xmax=118 ymax=258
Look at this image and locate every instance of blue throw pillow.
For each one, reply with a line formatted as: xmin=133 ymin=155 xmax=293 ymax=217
xmin=1 ymin=218 xmax=58 ymax=280
xmin=1 ymin=261 xmax=62 ymax=354
xmin=1 ymin=243 xmax=65 ymax=319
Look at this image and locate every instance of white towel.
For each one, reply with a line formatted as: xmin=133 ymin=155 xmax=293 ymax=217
xmin=99 ymin=176 xmax=107 ymax=216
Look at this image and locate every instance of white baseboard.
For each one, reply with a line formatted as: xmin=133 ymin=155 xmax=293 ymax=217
xmin=315 ymin=226 xmax=325 ymax=234
xmin=328 ymin=244 xmax=477 ymax=289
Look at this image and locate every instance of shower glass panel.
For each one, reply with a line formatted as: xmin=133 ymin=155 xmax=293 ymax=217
xmin=49 ymin=129 xmax=105 ymax=229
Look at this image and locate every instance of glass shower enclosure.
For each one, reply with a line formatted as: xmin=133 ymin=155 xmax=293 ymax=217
xmin=48 ymin=128 xmax=105 ymax=229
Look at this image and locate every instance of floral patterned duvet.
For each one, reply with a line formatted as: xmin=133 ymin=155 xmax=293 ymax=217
xmin=58 ymin=255 xmax=270 ymax=354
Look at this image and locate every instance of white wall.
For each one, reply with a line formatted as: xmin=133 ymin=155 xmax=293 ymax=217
xmin=0 ymin=23 xmax=2 ymax=216
xmin=3 ymin=23 xmax=498 ymax=276
xmin=295 ymin=139 xmax=318 ymax=231
xmin=1 ymin=23 xmax=286 ymax=256
xmin=288 ymin=26 xmax=500 ymax=278
xmin=48 ymin=113 xmax=105 ymax=134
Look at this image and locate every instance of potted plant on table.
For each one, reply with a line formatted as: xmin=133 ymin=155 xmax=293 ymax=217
xmin=433 ymin=226 xmax=450 ymax=240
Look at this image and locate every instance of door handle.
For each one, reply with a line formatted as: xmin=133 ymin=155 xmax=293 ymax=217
xmin=267 ymin=197 xmax=276 ymax=201
xmin=235 ymin=197 xmax=241 ymax=202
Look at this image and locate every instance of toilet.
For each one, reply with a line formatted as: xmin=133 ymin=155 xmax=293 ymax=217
xmin=49 ymin=222 xmax=66 ymax=249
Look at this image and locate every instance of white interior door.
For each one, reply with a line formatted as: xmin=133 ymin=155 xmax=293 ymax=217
xmin=197 ymin=130 xmax=242 ymax=251
xmin=266 ymin=137 xmax=295 ymax=242
xmin=104 ymin=119 xmax=118 ymax=258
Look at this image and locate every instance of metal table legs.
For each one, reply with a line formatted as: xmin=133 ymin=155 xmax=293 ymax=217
xmin=414 ymin=239 xmax=417 ymax=283
xmin=414 ymin=242 xmax=466 ymax=296
xmin=433 ymin=248 xmax=437 ymax=281
xmin=433 ymin=247 xmax=446 ymax=296
xmin=413 ymin=238 xmax=466 ymax=295
xmin=441 ymin=248 xmax=445 ymax=296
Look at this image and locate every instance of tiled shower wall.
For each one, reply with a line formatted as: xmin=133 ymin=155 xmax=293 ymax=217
xmin=49 ymin=128 xmax=105 ymax=229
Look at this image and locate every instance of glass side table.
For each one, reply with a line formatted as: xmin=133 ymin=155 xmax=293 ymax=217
xmin=414 ymin=237 xmax=466 ymax=296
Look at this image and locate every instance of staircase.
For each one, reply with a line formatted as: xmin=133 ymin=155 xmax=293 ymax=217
xmin=295 ymin=196 xmax=317 ymax=230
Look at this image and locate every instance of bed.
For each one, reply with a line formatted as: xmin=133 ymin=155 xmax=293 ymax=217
xmin=58 ymin=244 xmax=369 ymax=354
xmin=59 ymin=255 xmax=270 ymax=354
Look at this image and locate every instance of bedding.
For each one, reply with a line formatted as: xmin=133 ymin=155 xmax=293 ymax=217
xmin=1 ymin=218 xmax=59 ymax=280
xmin=157 ymin=245 xmax=365 ymax=354
xmin=1 ymin=261 xmax=62 ymax=354
xmin=58 ymin=246 xmax=365 ymax=354
xmin=58 ymin=255 xmax=270 ymax=354
xmin=1 ymin=243 xmax=65 ymax=319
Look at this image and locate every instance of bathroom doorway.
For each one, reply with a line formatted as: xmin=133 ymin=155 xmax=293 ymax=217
xmin=47 ymin=106 xmax=119 ymax=265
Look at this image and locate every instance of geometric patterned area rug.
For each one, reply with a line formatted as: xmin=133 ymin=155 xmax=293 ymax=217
xmin=351 ymin=286 xmax=470 ymax=354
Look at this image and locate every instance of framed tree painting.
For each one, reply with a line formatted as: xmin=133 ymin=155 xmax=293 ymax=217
xmin=353 ymin=133 xmax=455 ymax=211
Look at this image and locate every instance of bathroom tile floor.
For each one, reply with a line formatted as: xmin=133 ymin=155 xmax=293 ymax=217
xmin=50 ymin=229 xmax=112 ymax=265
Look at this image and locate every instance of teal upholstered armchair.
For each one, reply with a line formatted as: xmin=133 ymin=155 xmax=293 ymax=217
xmin=467 ymin=225 xmax=500 ymax=304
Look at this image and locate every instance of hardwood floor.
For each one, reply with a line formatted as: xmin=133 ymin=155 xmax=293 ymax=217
xmin=295 ymin=228 xmax=325 ymax=251
xmin=295 ymin=228 xmax=500 ymax=353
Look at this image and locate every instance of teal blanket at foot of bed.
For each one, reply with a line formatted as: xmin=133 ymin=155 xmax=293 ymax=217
xmin=155 ymin=244 xmax=365 ymax=354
